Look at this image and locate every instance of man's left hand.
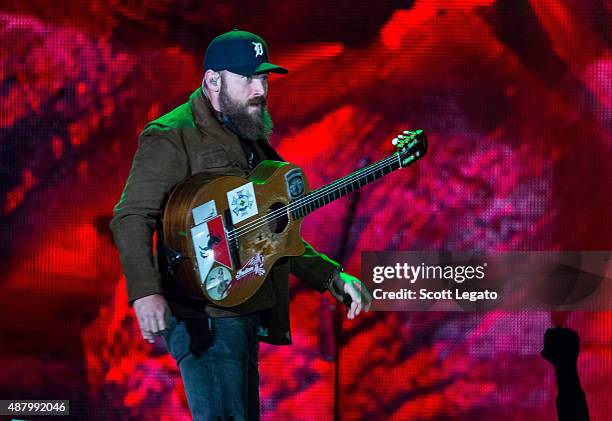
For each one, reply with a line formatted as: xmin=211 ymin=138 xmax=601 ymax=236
xmin=329 ymin=271 xmax=373 ymax=320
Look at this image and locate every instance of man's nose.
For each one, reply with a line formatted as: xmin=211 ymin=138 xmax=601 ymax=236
xmin=250 ymin=78 xmax=265 ymax=96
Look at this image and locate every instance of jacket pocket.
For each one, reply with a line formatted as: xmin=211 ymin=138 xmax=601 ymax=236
xmin=195 ymin=147 xmax=230 ymax=169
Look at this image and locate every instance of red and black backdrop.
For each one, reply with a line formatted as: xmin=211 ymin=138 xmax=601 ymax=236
xmin=1 ymin=1 xmax=611 ymax=420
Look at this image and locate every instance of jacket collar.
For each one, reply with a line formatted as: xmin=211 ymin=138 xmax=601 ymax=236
xmin=190 ymin=87 xmax=273 ymax=143
xmin=189 ymin=87 xmax=255 ymax=169
xmin=189 ymin=87 xmax=234 ymax=138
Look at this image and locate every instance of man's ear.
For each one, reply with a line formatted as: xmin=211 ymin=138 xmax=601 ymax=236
xmin=204 ymin=70 xmax=221 ymax=91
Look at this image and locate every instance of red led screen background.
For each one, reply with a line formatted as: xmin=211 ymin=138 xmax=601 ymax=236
xmin=1 ymin=1 xmax=611 ymax=419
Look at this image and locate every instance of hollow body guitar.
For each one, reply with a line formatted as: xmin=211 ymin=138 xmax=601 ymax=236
xmin=163 ymin=130 xmax=427 ymax=307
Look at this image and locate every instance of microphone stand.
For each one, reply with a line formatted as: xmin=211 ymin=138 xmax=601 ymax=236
xmin=319 ymin=157 xmax=370 ymax=421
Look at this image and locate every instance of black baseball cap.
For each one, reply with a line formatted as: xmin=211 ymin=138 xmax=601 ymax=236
xmin=204 ymin=29 xmax=288 ymax=76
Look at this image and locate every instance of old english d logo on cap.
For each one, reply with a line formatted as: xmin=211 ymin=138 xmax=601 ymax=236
xmin=204 ymin=29 xmax=288 ymax=76
xmin=252 ymin=42 xmax=264 ymax=58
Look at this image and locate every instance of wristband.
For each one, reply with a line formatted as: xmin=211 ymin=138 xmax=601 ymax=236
xmin=324 ymin=265 xmax=344 ymax=291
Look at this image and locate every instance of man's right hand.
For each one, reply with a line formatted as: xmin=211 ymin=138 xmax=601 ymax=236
xmin=133 ymin=293 xmax=171 ymax=343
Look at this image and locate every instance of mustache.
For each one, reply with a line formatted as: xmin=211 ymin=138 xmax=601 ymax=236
xmin=248 ymin=97 xmax=267 ymax=107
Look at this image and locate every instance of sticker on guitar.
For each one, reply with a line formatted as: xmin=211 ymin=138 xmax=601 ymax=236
xmin=284 ymin=168 xmax=305 ymax=200
xmin=236 ymin=253 xmax=266 ymax=281
xmin=206 ymin=266 xmax=232 ymax=300
xmin=220 ymin=253 xmax=266 ymax=298
xmin=192 ymin=199 xmax=218 ymax=225
xmin=227 ymin=182 xmax=258 ymax=224
xmin=191 ymin=215 xmax=232 ymax=290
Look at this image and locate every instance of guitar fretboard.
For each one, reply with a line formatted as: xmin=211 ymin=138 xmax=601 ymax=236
xmin=289 ymin=154 xmax=402 ymax=219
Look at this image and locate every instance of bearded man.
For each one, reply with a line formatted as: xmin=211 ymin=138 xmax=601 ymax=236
xmin=110 ymin=29 xmax=372 ymax=421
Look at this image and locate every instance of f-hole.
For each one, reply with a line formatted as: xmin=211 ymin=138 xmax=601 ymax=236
xmin=267 ymin=202 xmax=289 ymax=233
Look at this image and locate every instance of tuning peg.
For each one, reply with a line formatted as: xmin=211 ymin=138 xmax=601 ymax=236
xmin=391 ymin=138 xmax=399 ymax=146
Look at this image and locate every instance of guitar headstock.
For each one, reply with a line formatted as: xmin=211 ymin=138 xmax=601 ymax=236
xmin=392 ymin=129 xmax=428 ymax=167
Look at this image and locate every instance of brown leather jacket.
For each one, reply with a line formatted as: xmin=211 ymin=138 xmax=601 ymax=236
xmin=109 ymin=88 xmax=341 ymax=345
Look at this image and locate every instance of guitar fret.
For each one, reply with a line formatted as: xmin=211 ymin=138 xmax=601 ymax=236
xmin=293 ymin=205 xmax=299 ymax=219
xmin=290 ymin=141 xmax=425 ymax=219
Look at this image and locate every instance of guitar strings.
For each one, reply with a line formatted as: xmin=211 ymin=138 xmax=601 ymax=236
xmin=227 ymin=152 xmax=404 ymax=241
xmin=229 ymin=153 xmax=399 ymax=239
xmin=229 ymin=152 xmax=403 ymax=240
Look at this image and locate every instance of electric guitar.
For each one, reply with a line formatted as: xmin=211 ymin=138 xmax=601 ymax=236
xmin=163 ymin=130 xmax=427 ymax=307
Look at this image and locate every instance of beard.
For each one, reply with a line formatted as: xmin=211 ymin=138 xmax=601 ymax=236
xmin=219 ymin=88 xmax=273 ymax=141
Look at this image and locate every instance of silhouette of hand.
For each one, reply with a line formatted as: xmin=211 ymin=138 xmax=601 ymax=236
xmin=541 ymin=327 xmax=579 ymax=368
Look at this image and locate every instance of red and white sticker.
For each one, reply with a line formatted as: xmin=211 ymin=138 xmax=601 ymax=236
xmin=235 ymin=253 xmax=266 ymax=281
xmin=191 ymin=215 xmax=232 ymax=288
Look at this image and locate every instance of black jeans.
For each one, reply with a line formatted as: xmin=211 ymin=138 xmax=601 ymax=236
xmin=162 ymin=313 xmax=261 ymax=421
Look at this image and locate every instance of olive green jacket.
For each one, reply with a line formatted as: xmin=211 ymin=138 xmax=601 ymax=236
xmin=109 ymin=88 xmax=341 ymax=345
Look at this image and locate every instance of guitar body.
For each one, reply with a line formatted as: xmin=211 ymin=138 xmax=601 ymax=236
xmin=163 ymin=161 xmax=309 ymax=307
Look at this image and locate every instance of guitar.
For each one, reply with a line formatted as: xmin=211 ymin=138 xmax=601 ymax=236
xmin=163 ymin=130 xmax=427 ymax=307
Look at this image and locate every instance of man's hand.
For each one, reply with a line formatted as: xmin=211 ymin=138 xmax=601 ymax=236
xmin=329 ymin=271 xmax=373 ymax=320
xmin=133 ymin=293 xmax=171 ymax=343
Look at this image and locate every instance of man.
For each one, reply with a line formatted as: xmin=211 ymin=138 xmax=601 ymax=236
xmin=110 ymin=29 xmax=372 ymax=421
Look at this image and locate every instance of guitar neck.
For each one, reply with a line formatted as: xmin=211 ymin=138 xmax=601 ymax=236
xmin=290 ymin=153 xmax=403 ymax=219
